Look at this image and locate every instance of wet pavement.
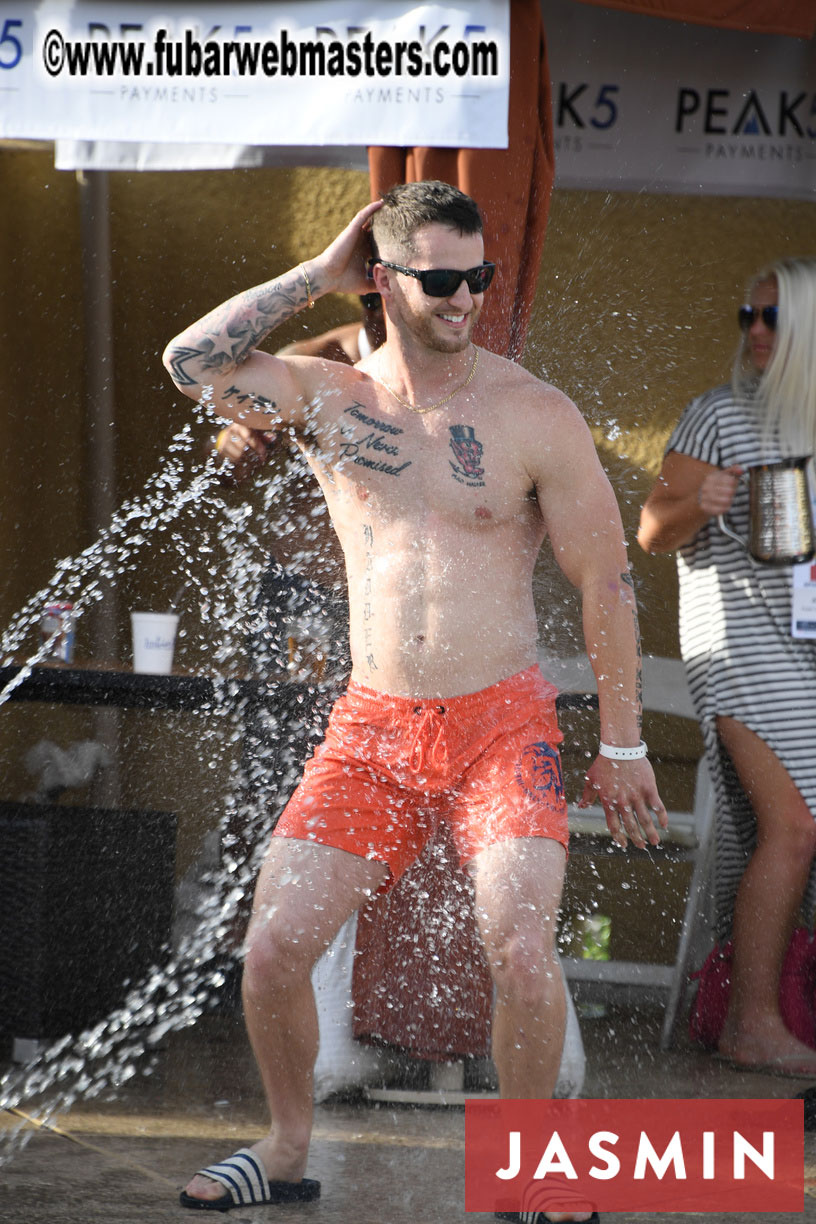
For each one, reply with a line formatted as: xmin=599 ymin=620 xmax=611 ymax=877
xmin=2 ymin=1001 xmax=816 ymax=1224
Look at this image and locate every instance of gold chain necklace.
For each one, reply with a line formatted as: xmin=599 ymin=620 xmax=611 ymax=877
xmin=380 ymin=346 xmax=479 ymax=415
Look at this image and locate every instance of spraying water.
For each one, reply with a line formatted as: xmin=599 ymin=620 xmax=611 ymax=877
xmin=0 ymin=407 xmax=345 ymax=1165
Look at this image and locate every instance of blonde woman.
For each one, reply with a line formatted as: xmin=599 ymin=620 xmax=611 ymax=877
xmin=639 ymin=257 xmax=816 ymax=1076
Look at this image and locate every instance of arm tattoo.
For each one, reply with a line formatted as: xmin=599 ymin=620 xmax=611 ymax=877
xmin=621 ymin=570 xmax=643 ymax=732
xmin=222 ymin=385 xmax=277 ymax=415
xmin=168 ymin=271 xmax=311 ymax=387
xmin=165 ymin=345 xmax=206 ymax=388
xmin=200 ymin=282 xmax=303 ymax=374
xmin=633 ymin=608 xmax=643 ymax=734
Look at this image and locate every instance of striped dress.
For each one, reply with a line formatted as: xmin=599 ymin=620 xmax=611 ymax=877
xmin=667 ymin=384 xmax=816 ymax=936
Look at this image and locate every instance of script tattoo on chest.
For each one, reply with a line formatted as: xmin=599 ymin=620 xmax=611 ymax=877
xmin=338 ymin=401 xmax=412 ymax=477
xmin=448 ymin=425 xmax=486 ymax=488
xmin=362 ymin=522 xmax=377 ymax=671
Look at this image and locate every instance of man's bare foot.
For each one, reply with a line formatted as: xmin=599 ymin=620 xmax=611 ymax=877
xmin=183 ymin=1134 xmax=308 ymax=1203
xmin=719 ymin=1015 xmax=816 ymax=1077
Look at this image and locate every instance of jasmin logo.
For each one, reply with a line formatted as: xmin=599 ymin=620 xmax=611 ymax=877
xmin=465 ymin=1099 xmax=803 ymax=1213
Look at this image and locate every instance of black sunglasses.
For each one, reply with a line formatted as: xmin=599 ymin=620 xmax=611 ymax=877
xmin=738 ymin=304 xmax=778 ymax=331
xmin=372 ymin=259 xmax=495 ymax=297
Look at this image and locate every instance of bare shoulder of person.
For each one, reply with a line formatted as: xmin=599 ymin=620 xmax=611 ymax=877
xmin=511 ymin=375 xmax=598 ymax=486
xmin=284 ymin=354 xmax=371 ymax=436
xmin=282 ymin=351 xmax=361 ymax=395
xmin=491 ymin=360 xmax=585 ymax=434
xmin=478 ymin=351 xmax=582 ymax=441
xmin=484 ymin=350 xmax=568 ymax=404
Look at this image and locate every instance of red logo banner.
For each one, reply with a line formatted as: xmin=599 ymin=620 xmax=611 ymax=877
xmin=465 ymin=1098 xmax=803 ymax=1214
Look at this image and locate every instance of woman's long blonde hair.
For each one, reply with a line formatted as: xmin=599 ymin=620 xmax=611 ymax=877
xmin=733 ymin=256 xmax=816 ymax=457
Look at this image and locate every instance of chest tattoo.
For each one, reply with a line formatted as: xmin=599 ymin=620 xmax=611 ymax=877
xmin=344 ymin=402 xmax=403 ymax=437
xmin=448 ymin=424 xmax=486 ymax=488
xmin=339 ymin=402 xmax=411 ymax=477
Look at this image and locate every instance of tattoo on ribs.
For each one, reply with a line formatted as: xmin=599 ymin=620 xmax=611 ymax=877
xmin=362 ymin=523 xmax=377 ymax=671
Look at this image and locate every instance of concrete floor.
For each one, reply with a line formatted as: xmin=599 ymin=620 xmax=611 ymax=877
xmin=2 ymin=1000 xmax=816 ymax=1224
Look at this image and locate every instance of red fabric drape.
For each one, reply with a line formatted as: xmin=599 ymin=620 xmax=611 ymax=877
xmin=574 ymin=0 xmax=816 ymax=38
xmin=352 ymin=0 xmax=554 ymax=1063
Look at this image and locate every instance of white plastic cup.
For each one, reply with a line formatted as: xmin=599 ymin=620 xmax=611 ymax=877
xmin=131 ymin=612 xmax=179 ymax=675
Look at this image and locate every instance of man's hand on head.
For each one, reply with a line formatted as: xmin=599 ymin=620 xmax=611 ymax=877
xmin=308 ymin=199 xmax=384 ymax=299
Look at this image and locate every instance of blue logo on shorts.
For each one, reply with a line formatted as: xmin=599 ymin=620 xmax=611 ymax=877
xmin=515 ymin=742 xmax=564 ymax=800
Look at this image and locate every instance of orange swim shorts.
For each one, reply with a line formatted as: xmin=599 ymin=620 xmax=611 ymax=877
xmin=272 ymin=664 xmax=569 ymax=885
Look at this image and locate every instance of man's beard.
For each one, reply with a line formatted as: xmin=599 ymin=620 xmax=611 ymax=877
xmin=396 ymin=298 xmax=479 ymax=354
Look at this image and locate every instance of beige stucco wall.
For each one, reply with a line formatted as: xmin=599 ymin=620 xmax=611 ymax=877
xmin=1 ymin=148 xmax=814 ymax=884
xmin=535 ymin=188 xmax=816 ymax=663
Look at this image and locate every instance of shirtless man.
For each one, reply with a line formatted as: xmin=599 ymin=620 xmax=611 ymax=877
xmin=163 ymin=181 xmax=666 ymax=1224
xmin=209 ymin=300 xmax=384 ymax=971
xmin=213 ymin=290 xmax=384 ymax=482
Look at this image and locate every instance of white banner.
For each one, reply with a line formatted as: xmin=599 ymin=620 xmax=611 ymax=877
xmin=0 ymin=1 xmax=509 ymax=149
xmin=6 ymin=0 xmax=816 ymax=198
xmin=54 ymin=139 xmax=371 ymax=172
xmin=547 ymin=0 xmax=816 ymax=200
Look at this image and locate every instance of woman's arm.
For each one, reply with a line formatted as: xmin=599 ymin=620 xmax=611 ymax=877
xmin=638 ymin=451 xmax=743 ymax=554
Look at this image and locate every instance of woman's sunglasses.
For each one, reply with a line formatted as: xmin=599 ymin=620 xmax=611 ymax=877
xmin=371 ymin=259 xmax=495 ymax=297
xmin=738 ymin=304 xmax=778 ymax=331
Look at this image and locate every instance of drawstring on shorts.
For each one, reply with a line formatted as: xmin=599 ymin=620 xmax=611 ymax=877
xmin=408 ymin=704 xmax=448 ymax=775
